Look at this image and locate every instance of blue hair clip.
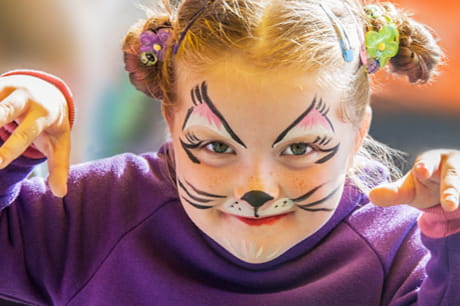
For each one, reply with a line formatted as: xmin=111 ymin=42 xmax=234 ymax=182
xmin=320 ymin=3 xmax=354 ymax=63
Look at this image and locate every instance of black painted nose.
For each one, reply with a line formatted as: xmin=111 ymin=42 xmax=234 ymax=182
xmin=241 ymin=190 xmax=274 ymax=209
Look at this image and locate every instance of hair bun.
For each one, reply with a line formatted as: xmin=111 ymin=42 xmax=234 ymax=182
xmin=122 ymin=16 xmax=173 ymax=100
xmin=378 ymin=3 xmax=444 ymax=84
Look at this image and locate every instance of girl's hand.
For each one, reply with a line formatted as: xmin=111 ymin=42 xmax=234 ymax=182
xmin=0 ymin=74 xmax=71 ymax=197
xmin=369 ymin=150 xmax=460 ymax=211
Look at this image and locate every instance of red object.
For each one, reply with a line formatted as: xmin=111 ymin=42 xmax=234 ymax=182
xmin=1 ymin=69 xmax=75 ymax=127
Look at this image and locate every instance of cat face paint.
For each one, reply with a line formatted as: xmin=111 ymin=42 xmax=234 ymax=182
xmin=169 ymin=65 xmax=361 ymax=264
xmin=273 ymin=97 xmax=340 ymax=165
xmin=180 ymin=82 xmax=246 ymax=164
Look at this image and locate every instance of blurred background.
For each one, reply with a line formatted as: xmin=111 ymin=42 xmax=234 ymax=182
xmin=0 ymin=0 xmax=459 ymax=304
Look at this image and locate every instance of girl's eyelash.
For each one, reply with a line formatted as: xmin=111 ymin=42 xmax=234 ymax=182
xmin=183 ymin=132 xmax=231 ymax=152
xmin=312 ymin=135 xmax=333 ymax=147
xmin=185 ymin=132 xmax=203 ymax=144
xmin=182 ymin=132 xmax=204 ymax=149
xmin=185 ymin=132 xmax=201 ymax=143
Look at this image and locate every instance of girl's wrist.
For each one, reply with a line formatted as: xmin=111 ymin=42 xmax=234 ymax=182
xmin=418 ymin=205 xmax=460 ymax=238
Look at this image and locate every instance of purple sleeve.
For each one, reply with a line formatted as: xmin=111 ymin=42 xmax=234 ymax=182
xmin=0 ymin=155 xmax=45 ymax=209
xmin=383 ymin=220 xmax=460 ymax=306
xmin=0 ymin=152 xmax=175 ymax=305
xmin=416 ymin=232 xmax=460 ymax=305
xmin=352 ymin=200 xmax=460 ymax=306
xmin=414 ymin=207 xmax=460 ymax=304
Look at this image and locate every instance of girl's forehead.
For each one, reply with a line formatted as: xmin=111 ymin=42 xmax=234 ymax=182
xmin=176 ymin=63 xmax=342 ymax=119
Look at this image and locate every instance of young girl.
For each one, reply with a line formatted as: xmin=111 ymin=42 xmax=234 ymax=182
xmin=0 ymin=0 xmax=459 ymax=305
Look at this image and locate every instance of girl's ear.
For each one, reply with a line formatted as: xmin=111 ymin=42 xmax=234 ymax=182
xmin=354 ymin=106 xmax=372 ymax=154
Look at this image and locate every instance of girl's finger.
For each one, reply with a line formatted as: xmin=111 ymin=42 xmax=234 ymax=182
xmin=412 ymin=150 xmax=443 ymax=183
xmin=369 ymin=172 xmax=415 ymax=207
xmin=0 ymin=114 xmax=45 ymax=168
xmin=440 ymin=152 xmax=460 ymax=211
xmin=46 ymin=132 xmax=70 ymax=197
xmin=0 ymin=88 xmax=29 ymax=126
xmin=0 ymin=86 xmax=16 ymax=102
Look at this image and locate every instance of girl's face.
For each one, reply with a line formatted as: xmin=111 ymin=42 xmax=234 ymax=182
xmin=168 ymin=62 xmax=366 ymax=264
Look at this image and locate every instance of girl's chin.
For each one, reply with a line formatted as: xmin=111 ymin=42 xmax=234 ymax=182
xmin=219 ymin=236 xmax=287 ymax=264
xmin=212 ymin=211 xmax=300 ymax=264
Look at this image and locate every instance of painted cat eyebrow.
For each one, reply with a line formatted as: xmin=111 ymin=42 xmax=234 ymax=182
xmin=272 ymin=97 xmax=334 ymax=148
xmin=182 ymin=81 xmax=247 ymax=148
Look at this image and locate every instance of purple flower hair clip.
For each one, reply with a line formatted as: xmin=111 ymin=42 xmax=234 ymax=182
xmin=139 ymin=28 xmax=172 ymax=66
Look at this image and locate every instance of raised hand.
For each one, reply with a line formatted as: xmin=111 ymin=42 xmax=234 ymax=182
xmin=369 ymin=150 xmax=460 ymax=212
xmin=0 ymin=74 xmax=71 ymax=197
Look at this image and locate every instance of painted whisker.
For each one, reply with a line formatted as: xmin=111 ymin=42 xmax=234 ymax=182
xmin=180 ymin=196 xmax=214 ymax=210
xmin=178 ymin=179 xmax=227 ymax=210
xmin=178 ymin=180 xmax=214 ymax=203
xmin=185 ymin=180 xmax=227 ymax=199
xmin=292 ymin=184 xmax=324 ymax=203
xmin=296 ymin=186 xmax=341 ymax=212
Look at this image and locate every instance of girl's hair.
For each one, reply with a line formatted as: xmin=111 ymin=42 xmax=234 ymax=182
xmin=122 ymin=0 xmax=444 ymax=191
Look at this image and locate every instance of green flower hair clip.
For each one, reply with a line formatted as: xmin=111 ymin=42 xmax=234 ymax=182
xmin=364 ymin=5 xmax=400 ymax=73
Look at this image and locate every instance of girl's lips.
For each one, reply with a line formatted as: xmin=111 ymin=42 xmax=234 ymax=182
xmin=232 ymin=212 xmax=292 ymax=226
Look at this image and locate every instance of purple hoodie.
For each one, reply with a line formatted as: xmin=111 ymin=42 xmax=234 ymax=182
xmin=0 ymin=143 xmax=459 ymax=306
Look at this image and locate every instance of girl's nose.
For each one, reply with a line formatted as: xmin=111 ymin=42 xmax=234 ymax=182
xmin=234 ymin=162 xmax=280 ymax=205
xmin=241 ymin=190 xmax=274 ymax=209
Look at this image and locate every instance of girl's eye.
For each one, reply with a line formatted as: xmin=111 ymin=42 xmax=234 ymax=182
xmin=283 ymin=143 xmax=313 ymax=156
xmin=205 ymin=141 xmax=233 ymax=154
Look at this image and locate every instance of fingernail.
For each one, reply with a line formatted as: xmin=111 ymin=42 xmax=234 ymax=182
xmin=415 ymin=162 xmax=425 ymax=169
xmin=445 ymin=194 xmax=458 ymax=203
xmin=415 ymin=162 xmax=430 ymax=179
xmin=444 ymin=194 xmax=459 ymax=211
xmin=444 ymin=188 xmax=457 ymax=196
